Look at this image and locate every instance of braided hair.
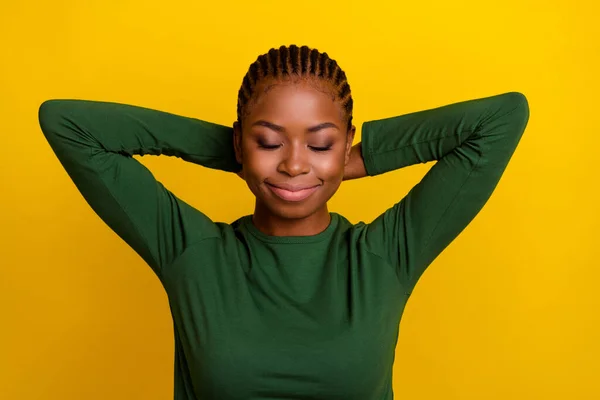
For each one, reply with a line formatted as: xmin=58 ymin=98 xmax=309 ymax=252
xmin=236 ymin=45 xmax=353 ymax=131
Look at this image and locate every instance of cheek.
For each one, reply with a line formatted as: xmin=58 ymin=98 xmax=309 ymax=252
xmin=243 ymin=149 xmax=279 ymax=180
xmin=312 ymin=151 xmax=346 ymax=178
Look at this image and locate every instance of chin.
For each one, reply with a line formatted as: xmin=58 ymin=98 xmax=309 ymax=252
xmin=267 ymin=201 xmax=323 ymax=220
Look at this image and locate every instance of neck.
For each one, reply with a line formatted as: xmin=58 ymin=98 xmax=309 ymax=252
xmin=251 ymin=202 xmax=331 ymax=237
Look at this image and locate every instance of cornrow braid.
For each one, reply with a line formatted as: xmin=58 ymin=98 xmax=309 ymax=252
xmin=237 ymin=45 xmax=353 ymax=130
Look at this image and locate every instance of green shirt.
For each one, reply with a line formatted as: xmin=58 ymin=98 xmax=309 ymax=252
xmin=38 ymin=91 xmax=529 ymax=399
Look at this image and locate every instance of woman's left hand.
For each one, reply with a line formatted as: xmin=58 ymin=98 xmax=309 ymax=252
xmin=343 ymin=143 xmax=367 ymax=181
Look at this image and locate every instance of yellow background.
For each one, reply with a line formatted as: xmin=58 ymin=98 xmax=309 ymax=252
xmin=1 ymin=0 xmax=598 ymax=399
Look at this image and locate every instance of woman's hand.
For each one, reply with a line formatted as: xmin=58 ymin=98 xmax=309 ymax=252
xmin=343 ymin=143 xmax=367 ymax=181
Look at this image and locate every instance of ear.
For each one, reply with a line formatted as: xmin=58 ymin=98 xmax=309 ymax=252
xmin=344 ymin=125 xmax=356 ymax=165
xmin=233 ymin=121 xmax=243 ymax=164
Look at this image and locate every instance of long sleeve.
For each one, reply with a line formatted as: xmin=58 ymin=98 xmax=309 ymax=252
xmin=38 ymin=99 xmax=241 ymax=280
xmin=361 ymin=91 xmax=530 ymax=296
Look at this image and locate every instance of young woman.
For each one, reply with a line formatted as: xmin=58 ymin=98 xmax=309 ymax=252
xmin=38 ymin=44 xmax=530 ymax=400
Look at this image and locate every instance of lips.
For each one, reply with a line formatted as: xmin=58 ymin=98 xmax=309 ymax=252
xmin=266 ymin=182 xmax=320 ymax=202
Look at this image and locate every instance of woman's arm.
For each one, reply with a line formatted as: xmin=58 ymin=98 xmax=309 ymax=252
xmin=38 ymin=99 xmax=241 ymax=280
xmin=359 ymin=91 xmax=530 ymax=296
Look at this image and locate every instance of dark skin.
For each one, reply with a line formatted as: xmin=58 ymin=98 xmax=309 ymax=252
xmin=233 ymin=78 xmax=367 ymax=237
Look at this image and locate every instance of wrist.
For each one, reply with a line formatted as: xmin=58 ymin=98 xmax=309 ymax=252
xmin=342 ymin=143 xmax=367 ymax=181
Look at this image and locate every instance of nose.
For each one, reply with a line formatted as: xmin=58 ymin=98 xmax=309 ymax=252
xmin=277 ymin=143 xmax=310 ymax=177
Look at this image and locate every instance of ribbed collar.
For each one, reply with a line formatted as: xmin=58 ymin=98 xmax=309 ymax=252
xmin=241 ymin=213 xmax=339 ymax=244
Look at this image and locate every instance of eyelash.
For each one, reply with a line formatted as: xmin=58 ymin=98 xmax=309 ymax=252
xmin=257 ymin=143 xmax=332 ymax=152
xmin=310 ymin=146 xmax=332 ymax=152
xmin=258 ymin=143 xmax=281 ymax=150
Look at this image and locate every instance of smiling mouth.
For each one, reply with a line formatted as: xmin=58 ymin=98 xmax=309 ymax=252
xmin=266 ymin=183 xmax=320 ymax=202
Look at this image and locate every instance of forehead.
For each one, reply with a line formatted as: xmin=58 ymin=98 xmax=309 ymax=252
xmin=246 ymin=78 xmax=345 ymax=124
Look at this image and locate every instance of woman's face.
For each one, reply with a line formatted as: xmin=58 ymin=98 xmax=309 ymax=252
xmin=234 ymin=79 xmax=355 ymax=220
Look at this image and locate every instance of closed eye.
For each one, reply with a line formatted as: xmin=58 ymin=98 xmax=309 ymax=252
xmin=309 ymin=145 xmax=332 ymax=152
xmin=257 ymin=141 xmax=281 ymax=150
xmin=257 ymin=141 xmax=332 ymax=152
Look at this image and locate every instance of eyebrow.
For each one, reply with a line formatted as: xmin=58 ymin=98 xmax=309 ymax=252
xmin=252 ymin=120 xmax=339 ymax=133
